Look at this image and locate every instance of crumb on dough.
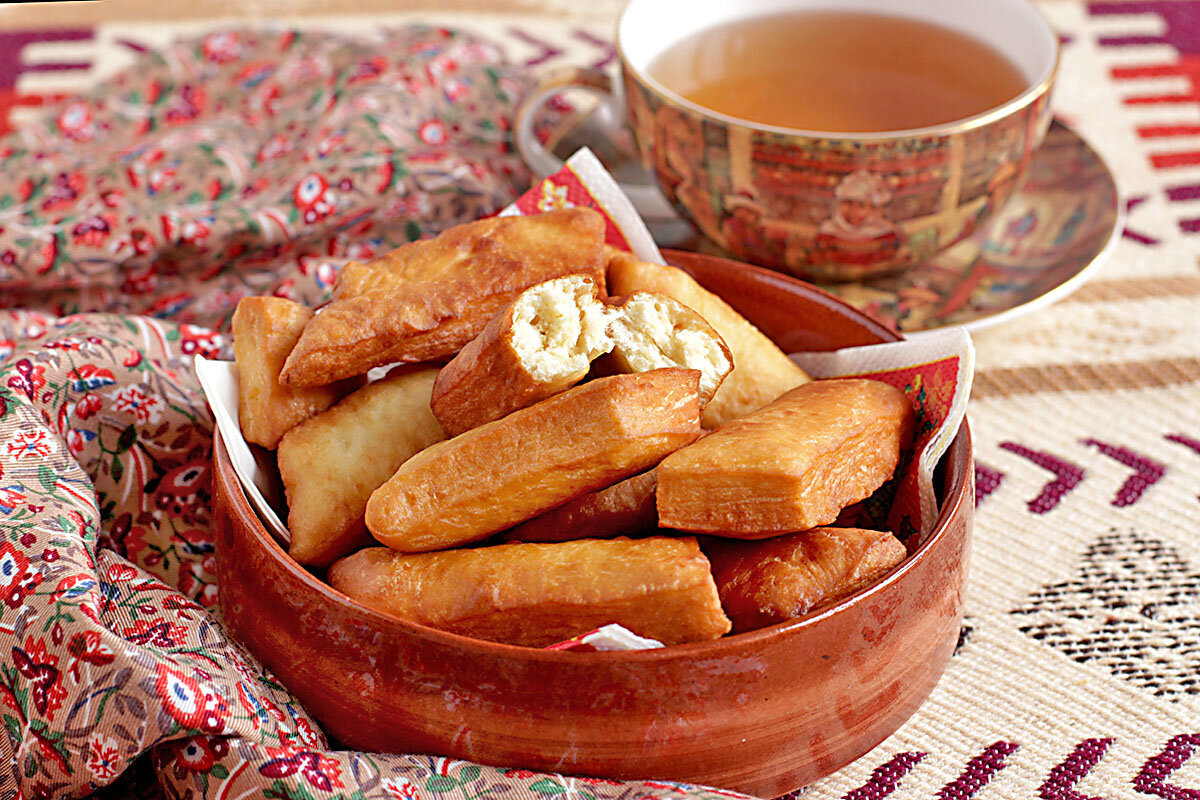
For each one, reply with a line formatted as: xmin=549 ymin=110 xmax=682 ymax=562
xmin=609 ymin=293 xmax=730 ymax=400
xmin=510 ymin=275 xmax=616 ymax=382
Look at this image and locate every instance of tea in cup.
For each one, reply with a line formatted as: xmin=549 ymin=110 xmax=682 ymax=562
xmin=515 ymin=0 xmax=1059 ymax=281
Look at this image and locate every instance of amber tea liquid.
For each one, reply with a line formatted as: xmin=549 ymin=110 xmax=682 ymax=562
xmin=646 ymin=11 xmax=1029 ymax=132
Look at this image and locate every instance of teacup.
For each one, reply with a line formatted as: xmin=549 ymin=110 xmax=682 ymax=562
xmin=514 ymin=0 xmax=1058 ymax=282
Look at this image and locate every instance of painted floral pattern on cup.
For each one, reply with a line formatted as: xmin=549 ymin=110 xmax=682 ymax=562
xmin=623 ymin=69 xmax=1052 ymax=281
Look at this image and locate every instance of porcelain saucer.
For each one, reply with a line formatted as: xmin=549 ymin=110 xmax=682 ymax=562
xmin=815 ymin=120 xmax=1122 ymax=334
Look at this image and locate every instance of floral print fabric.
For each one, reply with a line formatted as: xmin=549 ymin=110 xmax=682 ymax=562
xmin=0 ymin=27 xmax=755 ymax=800
xmin=0 ymin=26 xmax=533 ymax=328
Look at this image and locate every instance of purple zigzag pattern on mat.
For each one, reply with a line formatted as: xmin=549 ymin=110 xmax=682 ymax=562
xmin=1087 ymin=2 xmax=1200 ymax=234
xmin=1167 ymin=185 xmax=1200 ymax=203
xmin=506 ymin=27 xmax=564 ymax=67
xmin=571 ymin=30 xmax=615 ymax=69
xmin=998 ymin=442 xmax=1085 ymax=514
xmin=937 ymin=741 xmax=1019 ymax=800
xmin=1165 ymin=433 xmax=1200 ymax=452
xmin=1081 ymin=439 xmax=1166 ymax=507
xmin=974 ymin=463 xmax=1005 ymax=507
xmin=0 ymin=28 xmax=93 ymax=88
xmin=1165 ymin=433 xmax=1200 ymax=501
xmin=1135 ymin=734 xmax=1200 ymax=799
xmin=0 ymin=28 xmax=95 ymax=133
xmin=843 ymin=752 xmax=926 ymax=800
xmin=1038 ymin=738 xmax=1114 ymax=800
xmin=1088 ymin=1 xmax=1200 ymax=52
xmin=117 ymin=38 xmax=151 ymax=54
xmin=1124 ymin=196 xmax=1161 ymax=246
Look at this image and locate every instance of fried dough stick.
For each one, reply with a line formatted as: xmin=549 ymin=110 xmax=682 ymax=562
xmin=329 ymin=537 xmax=731 ymax=647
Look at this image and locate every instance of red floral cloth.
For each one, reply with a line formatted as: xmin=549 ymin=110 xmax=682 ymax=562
xmin=0 ymin=27 xmax=754 ymax=800
xmin=0 ymin=27 xmax=532 ymax=328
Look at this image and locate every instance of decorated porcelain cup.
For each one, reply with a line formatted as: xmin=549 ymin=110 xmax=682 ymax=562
xmin=515 ymin=0 xmax=1059 ymax=282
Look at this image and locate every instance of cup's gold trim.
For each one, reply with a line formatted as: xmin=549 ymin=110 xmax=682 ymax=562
xmin=614 ymin=0 xmax=1060 ymax=141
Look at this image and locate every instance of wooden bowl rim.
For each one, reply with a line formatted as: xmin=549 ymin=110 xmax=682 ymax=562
xmin=215 ymin=251 xmax=973 ymax=663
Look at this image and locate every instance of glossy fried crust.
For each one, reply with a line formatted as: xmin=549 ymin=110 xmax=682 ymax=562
xmin=231 ymin=297 xmax=360 ymax=449
xmin=706 ymin=528 xmax=907 ymax=632
xmin=280 ymin=208 xmax=606 ymax=387
xmin=657 ymin=379 xmax=914 ymax=537
xmin=430 ymin=274 xmax=611 ymax=437
xmin=277 ymin=366 xmax=446 ymax=567
xmin=499 ymin=469 xmax=658 ymax=543
xmin=365 ymin=369 xmax=703 ymax=553
xmin=327 ymin=537 xmax=732 ymax=647
xmin=606 ymin=253 xmax=809 ymax=428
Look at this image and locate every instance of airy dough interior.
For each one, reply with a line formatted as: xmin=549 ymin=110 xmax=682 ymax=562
xmin=510 ymin=275 xmax=617 ymax=383
xmin=609 ymin=293 xmax=731 ymax=401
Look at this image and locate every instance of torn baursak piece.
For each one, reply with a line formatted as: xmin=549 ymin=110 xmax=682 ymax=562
xmin=606 ymin=291 xmax=733 ymax=408
xmin=430 ymin=274 xmax=617 ymax=437
xmin=277 ymin=366 xmax=446 ymax=567
xmin=656 ymin=379 xmax=913 ymax=537
xmin=366 ymin=369 xmax=703 ymax=553
xmin=499 ymin=469 xmax=659 ymax=544
xmin=607 ymin=252 xmax=809 ymax=428
xmin=327 ymin=537 xmax=732 ymax=647
xmin=280 ymin=208 xmax=606 ymax=388
xmin=431 ymin=276 xmax=732 ymax=437
xmin=231 ymin=296 xmax=360 ymax=449
xmin=705 ymin=527 xmax=908 ymax=632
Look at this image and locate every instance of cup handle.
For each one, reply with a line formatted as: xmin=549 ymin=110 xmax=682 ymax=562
xmin=513 ymin=67 xmax=678 ymax=221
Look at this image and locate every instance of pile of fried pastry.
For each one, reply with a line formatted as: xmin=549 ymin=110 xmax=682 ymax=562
xmin=232 ymin=207 xmax=915 ymax=648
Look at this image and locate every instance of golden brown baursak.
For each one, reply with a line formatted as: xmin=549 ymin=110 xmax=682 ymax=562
xmin=656 ymin=379 xmax=913 ymax=537
xmin=705 ymin=527 xmax=908 ymax=631
xmin=280 ymin=208 xmax=606 ymax=387
xmin=231 ymin=296 xmax=360 ymax=449
xmin=366 ymin=368 xmax=703 ymax=553
xmin=606 ymin=253 xmax=808 ymax=428
xmin=430 ymin=274 xmax=615 ymax=437
xmin=328 ymin=537 xmax=732 ymax=647
xmin=277 ymin=366 xmax=446 ymax=567
xmin=499 ymin=469 xmax=660 ymax=544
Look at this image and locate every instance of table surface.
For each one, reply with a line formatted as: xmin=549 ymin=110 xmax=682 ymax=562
xmin=0 ymin=2 xmax=1197 ymax=799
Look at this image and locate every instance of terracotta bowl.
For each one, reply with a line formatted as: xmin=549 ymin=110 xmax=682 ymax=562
xmin=213 ymin=250 xmax=974 ymax=797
